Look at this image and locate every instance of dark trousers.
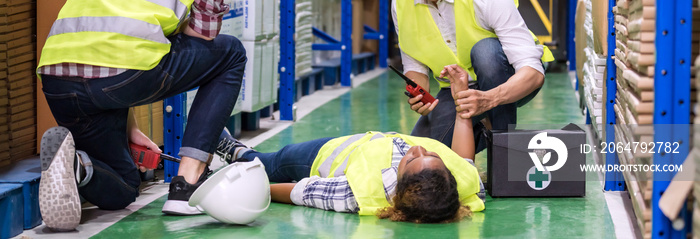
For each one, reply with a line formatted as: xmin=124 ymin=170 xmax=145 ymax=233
xmin=410 ymin=38 xmax=541 ymax=152
xmin=240 ymin=138 xmax=334 ymax=182
xmin=41 ymin=34 xmax=247 ymax=210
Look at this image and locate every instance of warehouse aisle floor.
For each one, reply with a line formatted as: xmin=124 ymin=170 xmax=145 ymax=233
xmin=90 ymin=72 xmax=614 ymax=238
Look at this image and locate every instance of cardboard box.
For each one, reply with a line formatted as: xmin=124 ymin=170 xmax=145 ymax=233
xmin=487 ymin=125 xmax=586 ymax=197
xmin=9 ymin=110 xmax=33 ymax=122
xmin=220 ymin=0 xmax=244 ymax=38
xmin=8 ymin=101 xmax=32 ymax=115
xmin=36 ymin=0 xmax=67 ymax=153
xmin=132 ymin=101 xmax=164 ymax=146
xmin=272 ymin=0 xmax=279 ymax=37
xmin=575 ymin=0 xmax=587 ymax=81
xmin=260 ymin=40 xmax=274 ymax=106
xmin=238 ymin=40 xmax=265 ymax=112
xmin=0 ymin=20 xmax=33 ymax=35
xmin=351 ymin=0 xmax=363 ymax=55
xmin=262 ymin=0 xmax=275 ymax=37
xmin=272 ymin=36 xmax=279 ymax=103
xmin=240 ymin=0 xmax=266 ymax=41
xmin=360 ymin=0 xmax=378 ymax=54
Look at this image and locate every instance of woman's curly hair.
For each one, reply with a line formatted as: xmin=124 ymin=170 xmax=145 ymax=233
xmin=376 ymin=168 xmax=471 ymax=223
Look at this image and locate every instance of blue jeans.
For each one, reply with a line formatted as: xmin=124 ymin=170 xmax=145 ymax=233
xmin=240 ymin=138 xmax=334 ymax=182
xmin=41 ymin=34 xmax=247 ymax=210
xmin=410 ymin=38 xmax=541 ymax=152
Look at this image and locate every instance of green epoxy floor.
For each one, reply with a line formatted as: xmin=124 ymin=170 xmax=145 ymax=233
xmin=94 ymin=72 xmax=615 ymax=238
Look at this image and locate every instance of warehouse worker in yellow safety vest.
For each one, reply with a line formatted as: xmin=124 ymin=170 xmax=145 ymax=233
xmin=36 ymin=0 xmax=247 ymax=231
xmin=217 ymin=65 xmax=484 ymax=223
xmin=393 ymin=0 xmax=554 ymax=151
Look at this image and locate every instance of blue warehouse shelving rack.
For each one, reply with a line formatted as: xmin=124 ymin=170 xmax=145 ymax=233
xmin=650 ymin=0 xmax=692 ymax=238
xmin=163 ymin=94 xmax=186 ymax=182
xmin=279 ymin=0 xmax=296 ymax=121
xmin=581 ymin=0 xmax=693 ymax=237
xmin=604 ymin=0 xmax=624 ymax=191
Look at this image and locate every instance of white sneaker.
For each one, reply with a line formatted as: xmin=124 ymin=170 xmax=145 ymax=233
xmin=39 ymin=127 xmax=81 ymax=231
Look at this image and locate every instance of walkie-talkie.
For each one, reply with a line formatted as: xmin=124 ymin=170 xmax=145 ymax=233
xmin=388 ymin=65 xmax=436 ymax=104
xmin=130 ymin=143 xmax=180 ymax=170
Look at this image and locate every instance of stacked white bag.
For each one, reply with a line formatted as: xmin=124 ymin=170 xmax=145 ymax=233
xmin=296 ymin=0 xmax=314 ymax=77
xmin=213 ymin=0 xmax=280 ymax=113
xmin=581 ymin=0 xmax=605 ymax=140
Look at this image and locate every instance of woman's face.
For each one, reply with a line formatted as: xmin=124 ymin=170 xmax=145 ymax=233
xmin=397 ymin=145 xmax=447 ymax=178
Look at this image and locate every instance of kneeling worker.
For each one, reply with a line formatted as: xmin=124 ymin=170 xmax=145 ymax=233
xmin=393 ymin=0 xmax=554 ymax=151
xmin=36 ymin=0 xmax=246 ymax=231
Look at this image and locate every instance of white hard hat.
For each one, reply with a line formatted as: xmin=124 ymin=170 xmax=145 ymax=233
xmin=189 ymin=157 xmax=271 ymax=224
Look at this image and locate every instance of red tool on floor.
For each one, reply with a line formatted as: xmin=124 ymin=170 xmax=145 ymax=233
xmin=389 ymin=65 xmax=436 ymax=105
xmin=129 ymin=143 xmax=181 ymax=169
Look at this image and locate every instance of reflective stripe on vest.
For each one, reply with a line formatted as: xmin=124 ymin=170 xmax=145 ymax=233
xmin=317 ymin=134 xmax=366 ymax=177
xmin=397 ymin=0 xmax=553 ymax=88
xmin=318 ymin=133 xmax=390 ymax=177
xmin=329 ymin=133 xmax=388 ymax=177
xmin=49 ymin=17 xmax=170 ymax=44
xmin=37 ymin=0 xmax=193 ymax=73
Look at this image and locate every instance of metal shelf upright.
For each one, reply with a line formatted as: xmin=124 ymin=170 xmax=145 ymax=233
xmin=163 ymin=94 xmax=186 ymax=182
xmin=279 ymin=0 xmax=296 ymax=121
xmin=567 ymin=0 xmax=576 ymax=72
xmin=341 ymin=0 xmax=352 ymax=85
xmin=605 ymin=0 xmax=624 ymax=191
xmin=651 ymin=0 xmax=692 ymax=238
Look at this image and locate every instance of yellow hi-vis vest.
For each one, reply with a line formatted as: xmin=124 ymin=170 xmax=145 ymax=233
xmin=396 ymin=0 xmax=555 ymax=88
xmin=309 ymin=132 xmax=485 ymax=215
xmin=37 ymin=0 xmax=193 ymax=73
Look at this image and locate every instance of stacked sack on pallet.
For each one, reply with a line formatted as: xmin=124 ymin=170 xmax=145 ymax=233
xmin=193 ymin=0 xmax=280 ymax=114
xmin=296 ymin=0 xmax=314 ymax=77
xmin=584 ymin=0 xmax=606 ymax=139
xmin=613 ymin=0 xmax=656 ymax=237
xmin=575 ymin=0 xmax=606 ymax=140
xmin=0 ymin=0 xmax=37 ymax=167
xmin=583 ymin=47 xmax=606 ymax=139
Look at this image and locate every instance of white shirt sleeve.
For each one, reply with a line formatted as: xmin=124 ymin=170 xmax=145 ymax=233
xmin=290 ymin=176 xmax=318 ymax=206
xmin=289 ymin=175 xmax=360 ymax=213
xmin=392 ymin=1 xmax=430 ymax=76
xmin=474 ymin=0 xmax=545 ymax=75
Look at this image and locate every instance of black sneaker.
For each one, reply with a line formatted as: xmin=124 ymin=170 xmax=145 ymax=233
xmin=215 ymin=128 xmax=250 ymax=164
xmin=161 ymin=168 xmax=211 ymax=215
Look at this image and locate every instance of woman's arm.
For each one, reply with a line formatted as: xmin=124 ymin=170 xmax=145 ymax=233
xmin=272 ymin=176 xmax=359 ymax=212
xmin=441 ymin=65 xmax=476 ymax=160
xmin=451 ymin=116 xmax=475 ymax=160
xmin=270 ymin=183 xmax=297 ymax=204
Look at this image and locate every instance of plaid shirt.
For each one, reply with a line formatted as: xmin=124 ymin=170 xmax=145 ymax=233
xmin=37 ymin=0 xmax=228 ymax=78
xmin=290 ymin=137 xmax=486 ymax=213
